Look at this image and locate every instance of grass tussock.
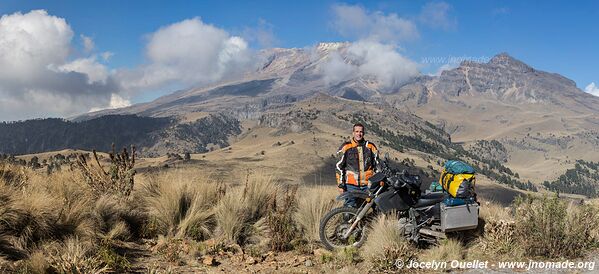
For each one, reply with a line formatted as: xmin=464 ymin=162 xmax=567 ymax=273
xmin=0 ymin=162 xmax=27 ymax=187
xmin=0 ymin=165 xmax=146 ymax=271
xmin=215 ymin=173 xmax=278 ymax=244
xmin=478 ymin=198 xmax=513 ymax=222
xmin=419 ymin=238 xmax=465 ymax=262
xmin=140 ymin=171 xmax=225 ymax=240
xmin=45 ymin=238 xmax=109 ymax=274
xmin=93 ymin=195 xmax=141 ymax=241
xmin=0 ymin=172 xmax=96 ymax=259
xmin=294 ymin=186 xmax=339 ymax=243
xmin=362 ymin=213 xmax=416 ymax=271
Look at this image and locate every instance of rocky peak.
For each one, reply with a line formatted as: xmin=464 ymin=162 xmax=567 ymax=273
xmin=458 ymin=53 xmax=533 ymax=74
xmin=315 ymin=42 xmax=351 ymax=52
xmin=427 ymin=52 xmax=591 ymax=104
xmin=488 ymin=53 xmax=534 ymax=72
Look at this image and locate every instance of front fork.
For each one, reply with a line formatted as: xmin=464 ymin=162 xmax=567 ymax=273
xmin=341 ymin=184 xmax=384 ymax=239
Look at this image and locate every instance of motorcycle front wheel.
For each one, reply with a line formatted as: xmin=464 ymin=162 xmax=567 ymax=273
xmin=319 ymin=207 xmax=368 ymax=250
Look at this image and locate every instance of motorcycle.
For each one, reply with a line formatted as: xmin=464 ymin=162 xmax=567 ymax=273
xmin=319 ymin=155 xmax=479 ymax=250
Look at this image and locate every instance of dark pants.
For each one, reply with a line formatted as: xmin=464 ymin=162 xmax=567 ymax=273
xmin=344 ymin=184 xmax=369 ymax=208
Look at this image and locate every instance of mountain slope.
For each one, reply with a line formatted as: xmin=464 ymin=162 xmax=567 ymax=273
xmin=9 ymin=43 xmax=599 ymax=193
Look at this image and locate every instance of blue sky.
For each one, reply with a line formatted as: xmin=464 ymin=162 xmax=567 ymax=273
xmin=0 ymin=0 xmax=598 ymax=120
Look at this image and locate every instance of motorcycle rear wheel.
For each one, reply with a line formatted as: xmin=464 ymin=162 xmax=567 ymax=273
xmin=319 ymin=207 xmax=368 ymax=250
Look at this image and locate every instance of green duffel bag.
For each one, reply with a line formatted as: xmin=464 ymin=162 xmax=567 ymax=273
xmin=429 ymin=181 xmax=444 ymax=192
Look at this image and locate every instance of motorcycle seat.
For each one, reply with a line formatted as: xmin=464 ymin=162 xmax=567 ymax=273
xmin=420 ymin=191 xmax=445 ymax=200
xmin=414 ymin=192 xmax=445 ymax=208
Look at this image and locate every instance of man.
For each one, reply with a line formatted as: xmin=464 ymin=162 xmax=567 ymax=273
xmin=336 ymin=123 xmax=380 ymax=208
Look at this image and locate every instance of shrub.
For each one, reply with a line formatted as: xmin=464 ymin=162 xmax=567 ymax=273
xmin=265 ymin=186 xmax=298 ymax=251
xmin=74 ymin=145 xmax=136 ymax=197
xmin=514 ymin=195 xmax=599 ymax=258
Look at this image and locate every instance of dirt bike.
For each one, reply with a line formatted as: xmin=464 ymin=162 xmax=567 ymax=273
xmin=319 ymin=156 xmax=479 ymax=250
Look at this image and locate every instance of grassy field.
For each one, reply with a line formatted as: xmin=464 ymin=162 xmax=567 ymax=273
xmin=1 ymin=159 xmax=599 ymax=273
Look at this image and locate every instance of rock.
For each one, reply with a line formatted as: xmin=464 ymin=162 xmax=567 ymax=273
xmin=202 ymin=255 xmax=216 ymax=266
xmin=305 ymin=259 xmax=314 ymax=267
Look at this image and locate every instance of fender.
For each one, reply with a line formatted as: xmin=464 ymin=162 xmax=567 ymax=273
xmin=336 ymin=190 xmax=370 ymax=201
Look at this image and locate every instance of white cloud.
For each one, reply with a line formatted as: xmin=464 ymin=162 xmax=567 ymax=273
xmin=585 ymin=82 xmax=599 ymax=97
xmin=101 ymin=51 xmax=114 ymax=61
xmin=320 ymin=41 xmax=420 ymax=89
xmin=331 ymin=4 xmax=419 ymax=43
xmin=0 ymin=10 xmax=72 ymax=81
xmin=89 ymin=93 xmax=131 ymax=112
xmin=325 ymin=4 xmax=421 ymax=89
xmin=118 ymin=17 xmax=253 ymax=91
xmin=58 ymin=56 xmax=109 ymax=83
xmin=320 ymin=51 xmax=357 ymax=85
xmin=419 ymin=2 xmax=457 ymax=31
xmin=81 ymin=34 xmax=94 ymax=53
xmin=0 ymin=10 xmax=120 ymax=121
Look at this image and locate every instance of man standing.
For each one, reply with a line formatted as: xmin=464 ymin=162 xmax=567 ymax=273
xmin=336 ymin=123 xmax=380 ymax=208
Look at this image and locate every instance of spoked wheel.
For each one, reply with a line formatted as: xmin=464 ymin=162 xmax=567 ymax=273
xmin=319 ymin=207 xmax=368 ymax=250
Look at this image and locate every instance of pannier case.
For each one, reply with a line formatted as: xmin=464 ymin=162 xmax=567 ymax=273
xmin=440 ymin=203 xmax=479 ymax=232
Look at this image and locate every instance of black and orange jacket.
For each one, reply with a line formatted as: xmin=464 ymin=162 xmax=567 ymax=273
xmin=336 ymin=138 xmax=380 ymax=188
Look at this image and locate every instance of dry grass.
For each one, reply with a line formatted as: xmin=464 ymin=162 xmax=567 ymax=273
xmin=419 ymin=238 xmax=465 ymax=262
xmin=0 ymin=170 xmax=97 ymax=259
xmin=93 ymin=195 xmax=138 ymax=241
xmin=362 ymin=213 xmax=416 ymax=271
xmin=0 ymin=162 xmax=27 ymax=187
xmin=140 ymin=170 xmax=224 ymax=240
xmin=513 ymin=195 xmax=599 ymax=258
xmin=45 ymin=237 xmax=109 ymax=274
xmin=478 ymin=198 xmax=513 ymax=222
xmin=469 ymin=217 xmax=521 ymax=260
xmin=265 ymin=186 xmax=298 ymax=251
xmin=294 ymin=186 xmax=339 ymax=242
xmin=215 ymin=173 xmax=278 ymax=244
xmin=471 ymin=195 xmax=599 ymax=260
xmin=468 ymin=198 xmax=521 ymax=259
xmin=0 ymin=166 xmax=146 ymax=272
xmin=4 ymin=161 xmax=599 ymax=272
xmin=23 ymin=249 xmax=49 ymax=273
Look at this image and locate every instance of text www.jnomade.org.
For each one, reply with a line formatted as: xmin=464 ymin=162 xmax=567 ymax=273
xmin=395 ymin=259 xmax=596 ymax=271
